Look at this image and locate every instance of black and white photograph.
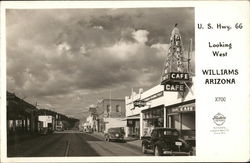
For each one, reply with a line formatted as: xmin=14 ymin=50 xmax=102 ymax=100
xmin=1 ymin=1 xmax=250 ymax=162
xmin=5 ymin=7 xmax=195 ymax=157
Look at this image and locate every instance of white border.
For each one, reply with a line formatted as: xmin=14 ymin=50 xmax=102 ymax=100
xmin=1 ymin=1 xmax=249 ymax=162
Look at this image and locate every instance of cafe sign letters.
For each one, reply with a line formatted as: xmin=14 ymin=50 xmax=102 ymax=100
xmin=162 ymin=72 xmax=190 ymax=92
xmin=167 ymin=72 xmax=189 ymax=81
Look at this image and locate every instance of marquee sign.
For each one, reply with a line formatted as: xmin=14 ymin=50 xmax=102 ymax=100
xmin=160 ymin=24 xmax=191 ymax=92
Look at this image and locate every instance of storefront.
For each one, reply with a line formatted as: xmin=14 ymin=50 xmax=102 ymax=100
xmin=7 ymin=92 xmax=37 ymax=135
xmin=166 ymin=99 xmax=195 ymax=146
xmin=126 ymin=115 xmax=140 ymax=138
xmin=141 ymin=105 xmax=164 ymax=136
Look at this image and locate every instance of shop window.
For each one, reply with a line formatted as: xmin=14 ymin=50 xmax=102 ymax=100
xmin=170 ymin=114 xmax=181 ymax=130
xmin=181 ymin=112 xmax=195 ymax=130
xmin=127 ymin=120 xmax=134 ymax=127
xmin=16 ymin=120 xmax=22 ymax=127
xmin=143 ymin=108 xmax=164 ymax=119
xmin=8 ymin=120 xmax=14 ymax=128
xmin=116 ymin=105 xmax=121 ymax=112
xmin=106 ymin=105 xmax=110 ymax=113
xmin=158 ymin=117 xmax=164 ymax=127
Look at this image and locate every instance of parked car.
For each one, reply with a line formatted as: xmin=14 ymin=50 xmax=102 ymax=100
xmin=141 ymin=128 xmax=192 ymax=156
xmin=85 ymin=128 xmax=93 ymax=134
xmin=104 ymin=127 xmax=125 ymax=142
xmin=55 ymin=121 xmax=64 ymax=132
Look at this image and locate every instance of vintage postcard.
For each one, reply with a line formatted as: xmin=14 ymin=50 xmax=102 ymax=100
xmin=0 ymin=1 xmax=249 ymax=162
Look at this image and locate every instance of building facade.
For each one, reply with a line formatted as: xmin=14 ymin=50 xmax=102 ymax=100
xmin=125 ymin=79 xmax=195 ymax=146
xmin=84 ymin=107 xmax=98 ymax=132
xmin=85 ymin=113 xmax=98 ymax=132
xmin=96 ymin=99 xmax=126 ymax=132
xmin=7 ymin=92 xmax=38 ymax=135
xmin=124 ymin=89 xmax=143 ymax=138
xmin=124 ymin=24 xmax=195 ymax=150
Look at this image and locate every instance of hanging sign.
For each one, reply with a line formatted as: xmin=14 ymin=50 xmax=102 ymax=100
xmin=164 ymin=83 xmax=185 ymax=92
xmin=163 ymin=72 xmax=189 ymax=82
xmin=133 ymin=100 xmax=146 ymax=107
xmin=169 ymin=72 xmax=189 ymax=81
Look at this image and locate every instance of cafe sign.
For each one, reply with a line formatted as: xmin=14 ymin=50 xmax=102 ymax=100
xmin=169 ymin=72 xmax=189 ymax=81
xmin=163 ymin=72 xmax=190 ymax=82
xmin=170 ymin=104 xmax=195 ymax=113
xmin=164 ymin=83 xmax=185 ymax=92
xmin=162 ymin=72 xmax=190 ymax=92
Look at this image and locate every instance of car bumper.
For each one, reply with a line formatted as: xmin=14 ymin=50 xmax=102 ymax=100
xmin=163 ymin=150 xmax=192 ymax=156
xmin=110 ymin=137 xmax=124 ymax=140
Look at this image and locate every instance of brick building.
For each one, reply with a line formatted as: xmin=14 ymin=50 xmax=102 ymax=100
xmin=96 ymin=99 xmax=126 ymax=132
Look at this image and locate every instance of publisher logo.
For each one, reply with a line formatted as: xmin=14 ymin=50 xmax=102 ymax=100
xmin=213 ymin=113 xmax=226 ymax=126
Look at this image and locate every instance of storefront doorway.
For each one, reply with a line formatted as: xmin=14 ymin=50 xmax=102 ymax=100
xmin=127 ymin=119 xmax=140 ymax=138
xmin=142 ymin=105 xmax=164 ymax=136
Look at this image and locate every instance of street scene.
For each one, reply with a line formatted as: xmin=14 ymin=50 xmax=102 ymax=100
xmin=6 ymin=8 xmax=195 ymax=157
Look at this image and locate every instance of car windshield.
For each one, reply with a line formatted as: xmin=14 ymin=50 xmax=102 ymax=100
xmin=108 ymin=128 xmax=124 ymax=133
xmin=159 ymin=129 xmax=179 ymax=137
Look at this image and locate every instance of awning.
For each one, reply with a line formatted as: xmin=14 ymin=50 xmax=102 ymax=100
xmin=122 ymin=115 xmax=140 ymax=121
xmin=165 ymin=99 xmax=195 ymax=109
xmin=141 ymin=104 xmax=164 ymax=113
xmin=168 ymin=102 xmax=195 ymax=114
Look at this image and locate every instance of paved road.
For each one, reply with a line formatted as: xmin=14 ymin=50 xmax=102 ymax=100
xmin=7 ymin=131 xmax=148 ymax=157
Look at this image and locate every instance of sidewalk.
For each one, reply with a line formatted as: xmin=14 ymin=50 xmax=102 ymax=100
xmin=7 ymin=133 xmax=39 ymax=145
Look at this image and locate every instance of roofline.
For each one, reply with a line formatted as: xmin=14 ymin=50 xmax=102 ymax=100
xmin=101 ymin=99 xmax=125 ymax=101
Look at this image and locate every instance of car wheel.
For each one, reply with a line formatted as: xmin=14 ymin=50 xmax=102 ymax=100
xmin=154 ymin=145 xmax=162 ymax=156
xmin=142 ymin=144 xmax=147 ymax=154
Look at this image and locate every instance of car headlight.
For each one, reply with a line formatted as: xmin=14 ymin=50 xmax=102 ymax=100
xmin=115 ymin=133 xmax=119 ymax=137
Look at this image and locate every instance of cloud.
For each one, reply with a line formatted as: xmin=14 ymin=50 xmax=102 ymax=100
xmin=6 ymin=8 xmax=195 ymax=119
xmin=151 ymin=43 xmax=169 ymax=51
xmin=105 ymin=40 xmax=139 ymax=60
xmin=79 ymin=44 xmax=87 ymax=55
xmin=132 ymin=30 xmax=149 ymax=44
xmin=151 ymin=43 xmax=170 ymax=57
xmin=57 ymin=42 xmax=71 ymax=53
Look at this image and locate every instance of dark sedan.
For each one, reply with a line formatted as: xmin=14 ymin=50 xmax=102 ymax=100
xmin=141 ymin=128 xmax=192 ymax=156
xmin=104 ymin=127 xmax=125 ymax=142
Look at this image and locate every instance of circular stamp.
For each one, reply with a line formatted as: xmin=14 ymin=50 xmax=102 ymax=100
xmin=213 ymin=113 xmax=226 ymax=126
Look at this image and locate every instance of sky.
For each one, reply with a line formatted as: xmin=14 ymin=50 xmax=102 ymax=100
xmin=6 ymin=8 xmax=194 ymax=120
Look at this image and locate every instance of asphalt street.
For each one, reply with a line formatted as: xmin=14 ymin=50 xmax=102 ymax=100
xmin=7 ymin=131 xmax=148 ymax=157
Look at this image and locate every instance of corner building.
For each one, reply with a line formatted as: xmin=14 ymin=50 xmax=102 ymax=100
xmin=96 ymin=99 xmax=126 ymax=133
xmin=125 ymin=77 xmax=195 ymax=146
